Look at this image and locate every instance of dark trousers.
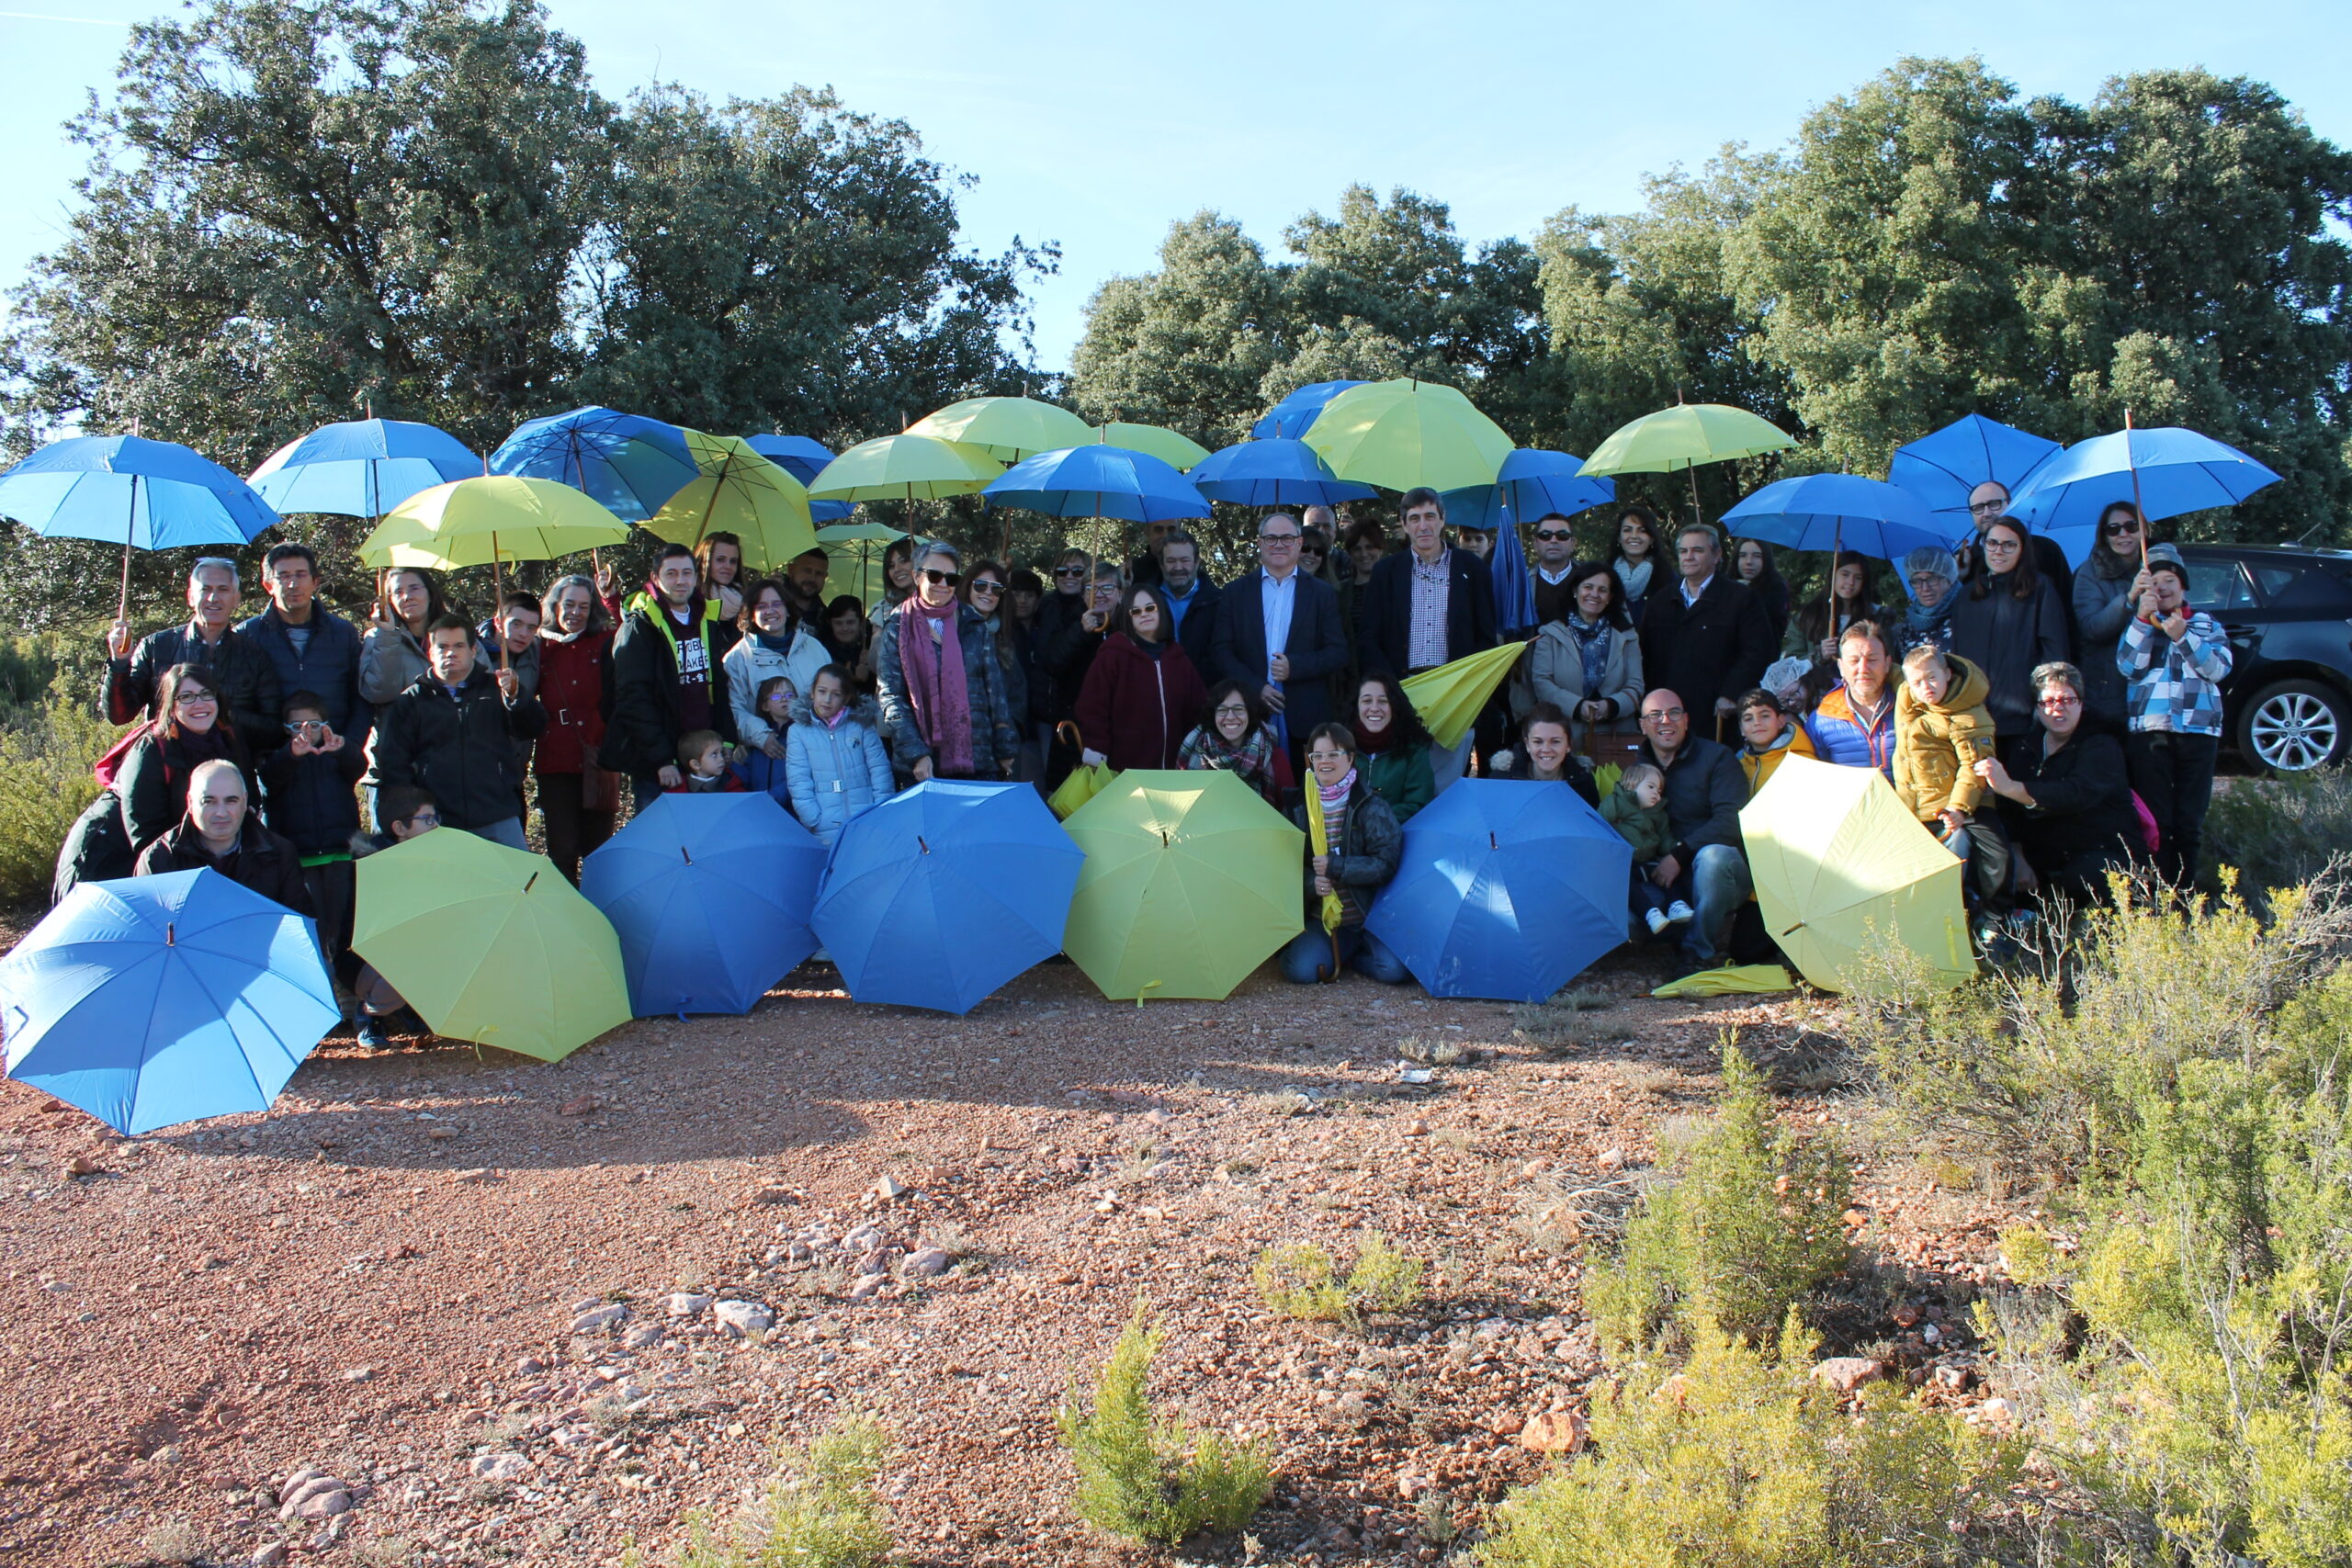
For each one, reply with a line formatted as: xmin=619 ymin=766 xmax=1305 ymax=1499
xmin=303 ymin=859 xmax=356 ymax=982
xmin=539 ymin=772 xmax=617 ymax=884
xmin=1939 ymin=812 xmax=2012 ymax=916
xmin=2125 ymin=730 xmax=2220 ymax=886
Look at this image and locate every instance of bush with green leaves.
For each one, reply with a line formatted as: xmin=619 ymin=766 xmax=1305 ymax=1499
xmin=2201 ymin=767 xmax=2352 ymax=900
xmin=668 ymin=1413 xmax=892 ymax=1568
xmin=1253 ymin=1228 xmax=1425 ymax=1325
xmin=1479 ymin=1315 xmax=2029 ymax=1568
xmin=1058 ymin=1298 xmax=1272 ymax=1545
xmin=1588 ymin=1042 xmax=1850 ymax=1353
xmin=0 ymin=637 xmax=120 ymax=909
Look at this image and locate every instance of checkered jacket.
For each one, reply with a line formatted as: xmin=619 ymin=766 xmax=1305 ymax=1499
xmin=2118 ymin=612 xmax=2232 ymax=737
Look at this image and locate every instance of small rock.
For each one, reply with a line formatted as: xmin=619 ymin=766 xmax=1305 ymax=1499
xmin=623 ymin=1325 xmax=663 ymax=1350
xmin=1811 ymin=1357 xmax=1884 ymax=1394
xmin=62 ymin=1154 xmax=101 ymax=1177
xmin=252 ymin=1544 xmax=288 ymax=1567
xmin=451 ymin=1168 xmax=492 ymax=1184
xmin=1980 ymin=1395 xmax=2018 ymax=1425
xmin=557 ymin=1095 xmax=598 ymax=1117
xmin=665 ymin=1292 xmax=712 ymax=1319
xmin=514 ymin=1357 xmax=546 ymax=1376
xmin=870 ymin=1174 xmax=908 ymax=1202
xmin=292 ymin=1487 xmax=351 ymax=1520
xmin=847 ymin=1275 xmax=885 ymax=1300
xmin=1400 ymin=1119 xmax=1430 ymax=1138
xmin=1487 ymin=1412 xmax=1524 ymax=1437
xmin=1650 ymin=1373 xmax=1690 ymax=1409
xmin=1594 ymin=1147 xmax=1627 ymax=1171
xmin=747 ymin=1184 xmax=792 ymax=1205
xmin=713 ymin=1301 xmax=774 ymax=1338
xmin=278 ymin=1474 xmax=350 ymax=1519
xmin=902 ymin=1247 xmax=952 ymax=1278
xmin=424 ymin=1127 xmax=458 ymax=1141
xmin=1519 ymin=1409 xmax=1589 ymax=1454
xmin=469 ymin=1452 xmax=529 ymax=1483
xmin=1891 ymin=1302 xmax=1921 ymax=1327
xmin=569 ymin=1303 xmax=627 ymax=1333
xmin=341 ymin=1366 xmax=374 ymax=1382
xmin=1932 ymin=1364 xmax=1972 ymax=1391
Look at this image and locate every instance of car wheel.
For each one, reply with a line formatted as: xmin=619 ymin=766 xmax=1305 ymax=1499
xmin=2239 ymin=679 xmax=2350 ymax=773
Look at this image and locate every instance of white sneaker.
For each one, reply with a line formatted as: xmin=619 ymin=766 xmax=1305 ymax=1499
xmin=1665 ymin=900 xmax=1697 ymax=925
xmin=1644 ymin=907 xmax=1672 ymax=935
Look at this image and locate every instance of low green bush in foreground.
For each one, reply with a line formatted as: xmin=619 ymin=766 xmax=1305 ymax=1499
xmin=666 ymin=1414 xmax=892 ymax=1568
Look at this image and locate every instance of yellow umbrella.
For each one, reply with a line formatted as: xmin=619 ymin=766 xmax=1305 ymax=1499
xmin=1577 ymin=402 xmax=1797 ymax=530
xmin=356 ymin=476 xmax=630 ymax=570
xmin=642 ymin=430 xmax=818 ymax=571
xmin=907 ymin=396 xmax=1091 ymax=460
xmin=1091 ymin=422 xmax=1212 ymax=470
xmin=1739 ymin=755 xmax=1974 ymax=993
xmin=1399 ymin=641 xmax=1528 ymax=750
xmin=817 ymin=521 xmax=909 ymax=605
xmin=806 ymin=434 xmax=1004 ymax=504
xmin=1300 ymin=378 xmax=1513 ymax=492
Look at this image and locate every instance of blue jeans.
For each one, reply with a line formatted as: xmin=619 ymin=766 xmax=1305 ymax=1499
xmin=469 ymin=816 xmax=528 ymax=852
xmin=1280 ymin=926 xmax=1410 ymax=985
xmin=1665 ymin=843 xmax=1751 ymax=965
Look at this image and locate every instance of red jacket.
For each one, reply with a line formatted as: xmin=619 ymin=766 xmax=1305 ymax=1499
xmin=1074 ymin=634 xmax=1208 ymax=773
xmin=535 ymin=632 xmax=612 ymax=775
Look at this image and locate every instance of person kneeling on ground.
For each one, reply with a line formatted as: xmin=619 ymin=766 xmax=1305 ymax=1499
xmin=1602 ymin=761 xmax=1688 ymax=936
xmin=1894 ymin=643 xmax=2010 ymax=927
xmin=1735 ymin=687 xmax=1815 ymax=797
xmin=1280 ymin=723 xmax=1409 ymax=986
xmin=1634 ymin=689 xmax=1751 ymax=975
xmin=349 ymin=785 xmax=441 ymax=1048
xmin=1974 ymin=661 xmax=2143 ymax=910
xmin=668 ymin=728 xmax=747 ymax=795
xmin=134 ymin=757 xmax=311 ymax=913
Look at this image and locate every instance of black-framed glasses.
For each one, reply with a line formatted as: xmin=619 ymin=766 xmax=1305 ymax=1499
xmin=1968 ymin=498 xmax=2007 ymax=515
xmin=922 ymin=568 xmax=963 ymax=587
xmin=1646 ymin=706 xmax=1688 ymax=721
xmin=401 ymin=811 xmax=441 ymax=829
xmin=1214 ymin=704 xmax=1250 ymax=718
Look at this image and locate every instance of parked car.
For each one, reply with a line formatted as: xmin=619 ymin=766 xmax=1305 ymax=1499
xmin=2173 ymin=544 xmax=2352 ymax=772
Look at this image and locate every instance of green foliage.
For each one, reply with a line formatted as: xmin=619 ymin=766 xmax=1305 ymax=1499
xmin=1253 ymin=1229 xmax=1426 ymax=1325
xmin=1589 ymin=1043 xmax=1850 ymax=1352
xmin=1478 ymin=1317 xmax=2028 ymax=1568
xmin=671 ymin=1414 xmax=891 ymax=1568
xmin=2202 ymin=770 xmax=2352 ymax=900
xmin=0 ymin=637 xmax=120 ymax=908
xmin=1057 ymin=1298 xmax=1273 ymax=1545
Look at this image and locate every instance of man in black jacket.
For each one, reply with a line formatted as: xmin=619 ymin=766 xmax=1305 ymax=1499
xmin=1354 ymin=488 xmax=1496 ymax=786
xmin=133 ymin=758 xmax=313 ymax=913
xmin=1636 ymin=688 xmax=1752 ymax=972
xmin=1208 ymin=512 xmax=1351 ymax=763
xmin=605 ymin=544 xmax=738 ymax=808
xmin=106 ymin=556 xmax=279 ymax=739
xmin=366 ymin=615 xmax=547 ymax=847
xmin=1638 ymin=524 xmax=1774 ymax=740
xmin=1158 ymin=531 xmax=1222 ymax=671
xmin=237 ymin=542 xmax=366 ymax=740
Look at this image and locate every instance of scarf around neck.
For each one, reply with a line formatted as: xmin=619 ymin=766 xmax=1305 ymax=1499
xmin=1351 ymin=717 xmax=1396 ymax=754
xmin=1614 ymin=557 xmax=1654 ymax=603
xmin=1317 ymin=766 xmax=1358 ymax=816
xmin=897 ymin=596 xmax=972 ymax=774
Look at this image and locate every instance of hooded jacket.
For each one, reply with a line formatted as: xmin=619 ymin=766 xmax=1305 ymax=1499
xmin=1600 ymin=784 xmax=1673 ymax=862
xmin=1737 ymin=720 xmax=1817 ymax=798
xmin=725 ymin=624 xmax=831 ymax=750
xmin=784 ymin=694 xmax=895 ymax=841
xmin=1894 ymin=654 xmax=1996 ymax=820
xmin=366 ymin=666 xmax=547 ymax=831
xmin=605 ymin=590 xmax=739 ymax=780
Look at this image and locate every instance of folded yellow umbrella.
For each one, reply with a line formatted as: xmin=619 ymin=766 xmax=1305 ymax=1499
xmin=1400 ymin=641 xmax=1528 ymax=750
xmin=1650 ymin=964 xmax=1795 ymax=998
xmin=643 ymin=430 xmax=818 ymax=570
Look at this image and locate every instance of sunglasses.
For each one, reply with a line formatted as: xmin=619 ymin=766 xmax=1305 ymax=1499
xmin=1533 ymin=530 xmax=1573 ymax=542
xmin=2101 ymin=520 xmax=2142 ymax=536
xmin=1053 ymin=566 xmax=1087 ymax=578
xmin=968 ymin=580 xmax=1003 ymax=594
xmin=922 ymin=569 xmax=963 ymax=587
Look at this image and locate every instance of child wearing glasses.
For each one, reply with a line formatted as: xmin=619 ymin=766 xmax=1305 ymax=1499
xmin=260 ymin=688 xmax=368 ymax=975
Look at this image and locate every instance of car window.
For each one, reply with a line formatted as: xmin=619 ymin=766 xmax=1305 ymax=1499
xmin=2178 ymin=555 xmax=2258 ymax=616
xmin=2250 ymin=559 xmax=2352 ymax=611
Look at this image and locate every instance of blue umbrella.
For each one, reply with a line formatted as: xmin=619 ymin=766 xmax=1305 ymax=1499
xmin=581 ymin=793 xmax=826 ymax=1016
xmin=0 ymin=870 xmax=336 ymax=1135
xmin=812 ymin=781 xmax=1082 ymax=1014
xmin=1366 ymin=779 xmax=1631 ymax=1002
xmin=1189 ymin=438 xmax=1378 ymax=507
xmin=2005 ymin=425 xmax=2284 ymax=567
xmin=1251 ymin=380 xmax=1368 ymax=440
xmin=489 ymin=406 xmax=697 ymax=522
xmin=1483 ymin=506 xmax=1540 ymax=634
xmin=1887 ymin=414 xmax=2061 ymax=526
xmin=981 ymin=445 xmax=1210 ymax=524
xmin=744 ymin=434 xmax=852 ymax=523
xmin=247 ymin=418 xmax=481 ymax=519
xmin=1440 ymin=449 xmax=1617 ymax=530
xmin=1722 ymin=473 xmax=1954 ymax=560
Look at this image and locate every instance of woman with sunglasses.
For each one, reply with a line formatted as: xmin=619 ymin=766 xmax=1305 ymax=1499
xmin=961 ymin=563 xmax=1035 ymax=777
xmin=55 ymin=663 xmax=254 ymax=899
xmin=2071 ymin=502 xmax=2152 ymax=724
xmin=874 ymin=541 xmax=1021 ymax=784
xmin=1074 ymin=583 xmax=1208 ymax=773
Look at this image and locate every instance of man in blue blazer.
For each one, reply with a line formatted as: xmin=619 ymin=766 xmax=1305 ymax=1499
xmin=1354 ymin=487 xmax=1496 ymax=786
xmin=1207 ymin=511 xmax=1351 ymax=767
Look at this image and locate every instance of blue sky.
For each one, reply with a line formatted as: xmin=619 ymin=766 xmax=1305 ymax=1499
xmin=3 ymin=0 xmax=2347 ymax=372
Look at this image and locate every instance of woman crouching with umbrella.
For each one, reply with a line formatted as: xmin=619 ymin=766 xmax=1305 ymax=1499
xmin=1279 ymin=722 xmax=1408 ymax=986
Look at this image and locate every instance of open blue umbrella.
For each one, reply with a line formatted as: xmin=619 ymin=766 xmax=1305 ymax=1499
xmin=1 ymin=870 xmax=336 ymax=1135
xmin=1440 ymin=449 xmax=1617 ymax=530
xmin=1723 ymin=473 xmax=1953 ymax=560
xmin=489 ymin=406 xmax=697 ymax=522
xmin=1366 ymin=779 xmax=1631 ymax=1002
xmin=2005 ymin=425 xmax=2284 ymax=566
xmin=744 ymin=434 xmax=852 ymax=523
xmin=1887 ymin=414 xmax=2062 ymax=526
xmin=813 ymin=781 xmax=1082 ymax=1014
xmin=1252 ymin=380 xmax=1368 ymax=440
xmin=581 ymin=793 xmax=826 ymax=1016
xmin=981 ymin=445 xmax=1209 ymax=524
xmin=1188 ymin=438 xmax=1377 ymax=507
xmin=247 ymin=418 xmax=480 ymax=519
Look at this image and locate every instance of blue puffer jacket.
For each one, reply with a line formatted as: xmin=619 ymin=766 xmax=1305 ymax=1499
xmin=784 ymin=694 xmax=896 ymax=844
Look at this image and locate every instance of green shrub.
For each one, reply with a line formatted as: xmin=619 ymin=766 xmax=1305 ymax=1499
xmin=2201 ymin=767 xmax=2352 ymax=897
xmin=1253 ymin=1228 xmax=1425 ymax=1325
xmin=1058 ymin=1298 xmax=1273 ymax=1545
xmin=670 ymin=1413 xmax=892 ymax=1568
xmin=1478 ymin=1316 xmax=2029 ymax=1568
xmin=1589 ymin=1042 xmax=1850 ymax=1353
xmin=0 ymin=686 xmax=119 ymax=909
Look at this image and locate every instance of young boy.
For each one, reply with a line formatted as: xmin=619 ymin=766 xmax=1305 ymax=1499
xmin=349 ymin=784 xmax=441 ymax=1049
xmin=2119 ymin=547 xmax=2232 ymax=886
xmin=669 ymin=729 xmax=747 ymax=795
xmin=1734 ymin=687 xmax=1815 ymax=798
xmin=1894 ymin=644 xmax=2009 ymax=919
xmin=259 ymin=688 xmax=368 ymax=976
xmin=1601 ymin=761 xmax=1690 ymax=935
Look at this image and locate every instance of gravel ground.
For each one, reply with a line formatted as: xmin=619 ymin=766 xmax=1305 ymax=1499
xmin=0 ymin=948 xmax=2021 ymax=1567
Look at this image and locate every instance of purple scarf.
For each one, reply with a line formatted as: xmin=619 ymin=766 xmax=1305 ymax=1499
xmin=896 ymin=596 xmax=973 ymax=775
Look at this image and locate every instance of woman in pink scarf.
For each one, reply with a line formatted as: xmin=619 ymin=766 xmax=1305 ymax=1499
xmin=875 ymin=541 xmax=1019 ymax=784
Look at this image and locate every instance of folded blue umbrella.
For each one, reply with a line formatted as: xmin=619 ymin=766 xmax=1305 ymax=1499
xmin=1251 ymin=380 xmax=1367 ymax=440
xmin=1723 ymin=473 xmax=1954 ymax=560
xmin=2005 ymin=426 xmax=2283 ymax=567
xmin=0 ymin=870 xmax=336 ymax=1135
xmin=1441 ymin=449 xmax=1616 ymax=530
xmin=743 ymin=434 xmax=851 ymax=522
xmin=0 ymin=434 xmax=279 ymax=550
xmin=582 ymin=793 xmax=826 ymax=1016
xmin=1366 ymin=779 xmax=1631 ymax=1002
xmin=489 ymin=406 xmax=697 ymax=522
xmin=247 ymin=418 xmax=481 ymax=518
xmin=1189 ymin=438 xmax=1378 ymax=507
xmin=982 ymin=444 xmax=1210 ymax=524
xmin=1483 ymin=504 xmax=1540 ymax=634
xmin=1888 ymin=414 xmax=2062 ymax=525
xmin=812 ymin=781 xmax=1083 ymax=1014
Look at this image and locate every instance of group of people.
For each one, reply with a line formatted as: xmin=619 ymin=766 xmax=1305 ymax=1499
xmin=52 ymin=470 xmax=2231 ymax=1023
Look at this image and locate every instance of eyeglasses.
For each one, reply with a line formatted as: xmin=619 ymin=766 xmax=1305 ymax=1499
xmin=968 ymin=580 xmax=1003 ymax=595
xmin=1259 ymin=531 xmax=1301 ymax=544
xmin=2039 ymin=692 xmax=2081 ymax=709
xmin=1968 ymin=499 xmax=2007 ymax=515
xmin=1533 ymin=530 xmax=1573 ymax=542
xmin=1306 ymin=750 xmax=1348 ymax=763
xmin=1645 ymin=706 xmax=1688 ymax=721
xmin=2101 ymin=519 xmax=2142 ymax=536
xmin=922 ymin=569 xmax=963 ymax=587
xmin=288 ymin=719 xmax=328 ymax=736
xmin=174 ymin=689 xmax=218 ymax=706
xmin=1053 ymin=566 xmax=1087 ymax=579
xmin=1983 ymin=536 xmax=2022 ymax=553
xmin=401 ymin=812 xmax=441 ymax=829
xmin=1129 ymin=604 xmax=1159 ymax=615
xmin=1214 ymin=704 xmax=1250 ymax=718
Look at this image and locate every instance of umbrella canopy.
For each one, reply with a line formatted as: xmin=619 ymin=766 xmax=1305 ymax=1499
xmin=1366 ymin=780 xmax=1631 ymax=1001
xmin=1740 ymin=755 xmax=1974 ymax=993
xmin=744 ymin=434 xmax=851 ymax=522
xmin=490 ymin=406 xmax=698 ymax=522
xmin=643 ymin=431 xmax=819 ymax=570
xmin=813 ymin=781 xmax=1083 ymax=1014
xmin=1189 ymin=438 xmax=1377 ymax=507
xmin=1 ymin=870 xmax=338 ymax=1135
xmin=1578 ymin=404 xmax=1796 ymax=477
xmin=1061 ymin=770 xmax=1303 ymax=1001
xmin=1721 ymin=473 xmax=1953 ymax=559
xmin=1439 ymin=449 xmax=1617 ymax=530
xmin=1485 ymin=512 xmax=1539 ymax=634
xmin=353 ymin=830 xmax=631 ymax=1060
xmin=907 ymin=397 xmax=1091 ymax=461
xmin=247 ymin=418 xmax=481 ymax=519
xmin=2005 ymin=426 xmax=2284 ymax=566
xmin=1400 ymin=642 xmax=1529 ymax=750
xmin=1303 ymin=378 xmax=1514 ymax=492
xmin=818 ymin=521 xmax=910 ymax=605
xmin=1091 ymin=423 xmax=1212 ymax=470
xmin=0 ymin=434 xmax=279 ymax=550
xmin=1251 ymin=380 xmax=1367 ymax=440
xmin=582 ymin=794 xmax=825 ymax=1016
xmin=983 ymin=445 xmax=1209 ymax=524
xmin=1887 ymin=414 xmax=2062 ymax=526
xmin=807 ymin=434 xmax=1004 ymax=503
xmin=357 ymin=476 xmax=630 ymax=570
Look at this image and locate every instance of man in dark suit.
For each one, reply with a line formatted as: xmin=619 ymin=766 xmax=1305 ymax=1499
xmin=1354 ymin=487 xmax=1496 ymax=787
xmin=1207 ymin=511 xmax=1350 ymax=766
xmin=1158 ymin=530 xmax=1222 ymax=671
xmin=1638 ymin=522 xmax=1774 ymax=740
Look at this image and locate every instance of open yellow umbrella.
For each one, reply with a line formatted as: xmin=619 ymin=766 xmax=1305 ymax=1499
xmin=1739 ymin=755 xmax=1974 ymax=993
xmin=906 ymin=397 xmax=1091 ymax=461
xmin=357 ymin=475 xmax=630 ymax=571
xmin=1091 ymin=422 xmax=1211 ymax=470
xmin=1400 ymin=641 xmax=1529 ymax=750
xmin=1577 ymin=402 xmax=1797 ymax=530
xmin=817 ymin=521 xmax=910 ymax=605
xmin=1300 ymin=378 xmax=1513 ymax=492
xmin=806 ymin=434 xmax=1004 ymax=504
xmin=643 ymin=430 xmax=818 ymax=570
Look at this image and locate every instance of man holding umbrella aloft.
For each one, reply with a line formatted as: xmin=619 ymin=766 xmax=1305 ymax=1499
xmin=106 ymin=557 xmax=280 ymax=740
